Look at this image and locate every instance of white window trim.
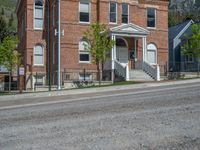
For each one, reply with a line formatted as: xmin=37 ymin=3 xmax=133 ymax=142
xmin=147 ymin=8 xmax=157 ymax=29
xmin=121 ymin=3 xmax=129 ymax=24
xmin=147 ymin=44 xmax=157 ymax=65
xmin=79 ymin=51 xmax=91 ymax=63
xmin=79 ymin=1 xmax=91 ymax=24
xmin=34 ymin=44 xmax=44 ymax=66
xmin=79 ymin=73 xmax=92 ymax=81
xmin=33 ymin=0 xmax=44 ymax=30
xmin=34 ymin=75 xmax=45 ymax=85
xmin=109 ymin=1 xmax=117 ymax=24
xmin=79 ymin=40 xmax=91 ymax=63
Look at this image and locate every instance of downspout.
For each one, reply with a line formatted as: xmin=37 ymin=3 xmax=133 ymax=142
xmin=47 ymin=0 xmax=51 ymax=91
xmin=96 ymin=0 xmax=100 ymax=22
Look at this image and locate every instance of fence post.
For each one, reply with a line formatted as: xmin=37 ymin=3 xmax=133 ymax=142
xmin=156 ymin=65 xmax=160 ymax=81
xmin=83 ymin=68 xmax=86 ymax=81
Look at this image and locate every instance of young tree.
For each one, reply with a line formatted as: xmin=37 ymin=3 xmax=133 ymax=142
xmin=0 ymin=15 xmax=8 ymax=43
xmin=1 ymin=8 xmax=4 ymax=16
xmin=84 ymin=22 xmax=115 ymax=85
xmin=182 ymin=24 xmax=200 ymax=74
xmin=8 ymin=13 xmax=14 ymax=27
xmin=0 ymin=36 xmax=21 ymax=92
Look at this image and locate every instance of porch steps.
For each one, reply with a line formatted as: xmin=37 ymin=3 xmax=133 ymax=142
xmin=129 ymin=70 xmax=154 ymax=81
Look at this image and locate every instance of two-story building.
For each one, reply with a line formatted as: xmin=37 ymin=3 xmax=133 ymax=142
xmin=16 ymin=0 xmax=169 ymax=90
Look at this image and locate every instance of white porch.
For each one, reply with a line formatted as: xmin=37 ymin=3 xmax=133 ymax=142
xmin=109 ymin=23 xmax=160 ymax=82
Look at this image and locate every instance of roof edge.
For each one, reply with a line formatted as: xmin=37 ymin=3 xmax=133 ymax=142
xmin=174 ymin=20 xmax=194 ymax=41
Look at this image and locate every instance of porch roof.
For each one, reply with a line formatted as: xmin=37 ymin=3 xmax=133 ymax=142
xmin=110 ymin=23 xmax=149 ymax=37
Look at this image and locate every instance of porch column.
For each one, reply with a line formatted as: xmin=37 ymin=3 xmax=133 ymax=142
xmin=111 ymin=34 xmax=116 ymax=83
xmin=142 ymin=37 xmax=147 ymax=62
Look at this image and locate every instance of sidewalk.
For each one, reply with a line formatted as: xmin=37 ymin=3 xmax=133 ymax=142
xmin=0 ymin=78 xmax=200 ymax=101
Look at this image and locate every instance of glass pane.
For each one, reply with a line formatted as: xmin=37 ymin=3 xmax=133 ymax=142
xmin=80 ymin=54 xmax=89 ymax=61
xmin=122 ymin=3 xmax=128 ymax=15
xmin=79 ymin=41 xmax=88 ymax=50
xmin=80 ymin=12 xmax=89 ymax=22
xmin=35 ymin=19 xmax=43 ymax=28
xmin=35 ymin=45 xmax=43 ymax=54
xmin=147 ymin=8 xmax=155 ymax=27
xmin=148 ymin=8 xmax=155 ymax=18
xmin=110 ymin=13 xmax=116 ymax=22
xmin=80 ymin=2 xmax=89 ymax=13
xmin=147 ymin=50 xmax=156 ymax=64
xmin=34 ymin=55 xmax=43 ymax=65
xmin=79 ymin=74 xmax=91 ymax=81
xmin=35 ymin=8 xmax=43 ymax=18
xmin=122 ymin=15 xmax=128 ymax=23
xmin=110 ymin=2 xmax=116 ymax=13
xmin=147 ymin=18 xmax=155 ymax=27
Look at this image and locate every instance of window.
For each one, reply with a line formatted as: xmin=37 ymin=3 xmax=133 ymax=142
xmin=147 ymin=8 xmax=156 ymax=28
xmin=34 ymin=0 xmax=44 ymax=29
xmin=79 ymin=0 xmax=90 ymax=22
xmin=110 ymin=2 xmax=117 ymax=23
xmin=34 ymin=45 xmax=44 ymax=65
xmin=122 ymin=3 xmax=128 ymax=24
xmin=185 ymin=54 xmax=194 ymax=63
xmin=34 ymin=75 xmax=44 ymax=85
xmin=79 ymin=74 xmax=92 ymax=81
xmin=147 ymin=44 xmax=157 ymax=64
xmin=79 ymin=40 xmax=90 ymax=62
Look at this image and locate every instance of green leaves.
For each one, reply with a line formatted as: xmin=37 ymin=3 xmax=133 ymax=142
xmin=84 ymin=22 xmax=114 ymax=65
xmin=0 ymin=36 xmax=21 ymax=71
xmin=182 ymin=24 xmax=200 ymax=58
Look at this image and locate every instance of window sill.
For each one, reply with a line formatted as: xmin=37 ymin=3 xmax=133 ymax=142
xmin=79 ymin=22 xmax=90 ymax=25
xmin=33 ymin=64 xmax=45 ymax=67
xmin=147 ymin=27 xmax=157 ymax=30
xmin=34 ymin=28 xmax=43 ymax=31
xmin=109 ymin=22 xmax=118 ymax=25
xmin=79 ymin=61 xmax=91 ymax=64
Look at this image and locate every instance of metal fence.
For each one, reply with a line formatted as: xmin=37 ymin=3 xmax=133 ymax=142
xmin=169 ymin=62 xmax=200 ymax=72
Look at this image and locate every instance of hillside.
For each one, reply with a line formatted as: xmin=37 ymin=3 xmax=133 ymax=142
xmin=169 ymin=0 xmax=200 ymax=27
xmin=0 ymin=0 xmax=17 ymax=31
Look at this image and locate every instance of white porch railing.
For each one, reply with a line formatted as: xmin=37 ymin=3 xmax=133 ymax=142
xmin=114 ymin=60 xmax=127 ymax=79
xmin=142 ymin=61 xmax=160 ymax=81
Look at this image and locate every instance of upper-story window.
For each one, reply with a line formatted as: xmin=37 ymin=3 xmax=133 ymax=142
xmin=34 ymin=44 xmax=44 ymax=65
xmin=122 ymin=3 xmax=128 ymax=24
xmin=110 ymin=2 xmax=117 ymax=23
xmin=147 ymin=8 xmax=156 ymax=28
xmin=34 ymin=0 xmax=44 ymax=29
xmin=79 ymin=0 xmax=90 ymax=23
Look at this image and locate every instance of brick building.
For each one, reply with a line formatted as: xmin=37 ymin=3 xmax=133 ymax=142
xmin=16 ymin=0 xmax=169 ymax=90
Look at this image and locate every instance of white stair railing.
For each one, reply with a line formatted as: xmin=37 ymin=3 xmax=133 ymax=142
xmin=114 ymin=60 xmax=126 ymax=79
xmin=142 ymin=61 xmax=160 ymax=81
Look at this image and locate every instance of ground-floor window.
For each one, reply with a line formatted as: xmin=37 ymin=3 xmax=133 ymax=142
xmin=79 ymin=73 xmax=92 ymax=81
xmin=79 ymin=40 xmax=90 ymax=63
xmin=185 ymin=54 xmax=194 ymax=63
xmin=147 ymin=43 xmax=157 ymax=64
xmin=34 ymin=75 xmax=44 ymax=86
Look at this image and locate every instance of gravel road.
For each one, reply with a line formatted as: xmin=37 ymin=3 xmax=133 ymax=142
xmin=0 ymin=83 xmax=200 ymax=150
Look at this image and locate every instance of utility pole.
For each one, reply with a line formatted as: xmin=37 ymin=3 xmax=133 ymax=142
xmin=57 ymin=0 xmax=61 ymax=90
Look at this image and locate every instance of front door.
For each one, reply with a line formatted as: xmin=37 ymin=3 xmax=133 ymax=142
xmin=116 ymin=47 xmax=128 ymax=67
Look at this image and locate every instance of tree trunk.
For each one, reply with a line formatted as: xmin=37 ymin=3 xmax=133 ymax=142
xmin=97 ymin=62 xmax=101 ymax=86
xmin=9 ymin=71 xmax=11 ymax=93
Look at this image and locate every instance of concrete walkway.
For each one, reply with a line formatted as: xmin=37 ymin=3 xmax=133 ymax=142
xmin=0 ymin=79 xmax=200 ymax=101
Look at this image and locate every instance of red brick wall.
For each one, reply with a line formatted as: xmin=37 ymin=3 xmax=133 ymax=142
xmin=17 ymin=0 xmax=169 ymax=85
